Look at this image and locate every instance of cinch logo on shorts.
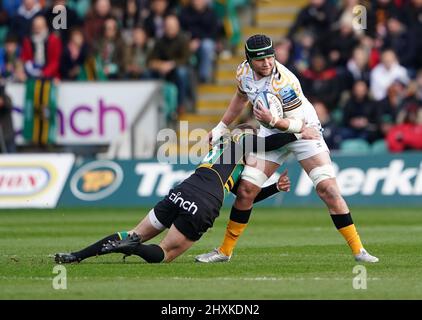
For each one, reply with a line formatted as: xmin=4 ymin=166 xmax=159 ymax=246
xmin=169 ymin=192 xmax=198 ymax=215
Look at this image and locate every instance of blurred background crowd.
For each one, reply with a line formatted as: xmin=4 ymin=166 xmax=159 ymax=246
xmin=282 ymin=0 xmax=422 ymax=153
xmin=0 ymin=0 xmax=421 ymax=154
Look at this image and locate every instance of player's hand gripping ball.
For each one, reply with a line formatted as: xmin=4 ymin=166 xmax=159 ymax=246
xmin=253 ymin=91 xmax=284 ymax=128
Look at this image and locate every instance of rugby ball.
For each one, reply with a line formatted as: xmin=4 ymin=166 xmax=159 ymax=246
xmin=253 ymin=91 xmax=284 ymax=128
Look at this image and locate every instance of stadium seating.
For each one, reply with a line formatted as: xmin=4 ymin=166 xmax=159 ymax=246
xmin=339 ymin=139 xmax=371 ymax=155
xmin=371 ymin=139 xmax=388 ymax=154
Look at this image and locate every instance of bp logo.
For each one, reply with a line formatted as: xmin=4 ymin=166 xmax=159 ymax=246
xmin=70 ymin=161 xmax=123 ymax=201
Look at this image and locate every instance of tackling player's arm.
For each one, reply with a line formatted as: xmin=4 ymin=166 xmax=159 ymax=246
xmin=236 ymin=127 xmax=320 ymax=155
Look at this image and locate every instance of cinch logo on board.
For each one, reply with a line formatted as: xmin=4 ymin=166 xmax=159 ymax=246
xmin=13 ymin=99 xmax=126 ymax=138
xmin=70 ymin=161 xmax=123 ymax=201
xmin=0 ymin=167 xmax=50 ymax=196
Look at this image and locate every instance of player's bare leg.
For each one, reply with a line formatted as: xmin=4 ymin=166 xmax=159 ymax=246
xmin=196 ymin=157 xmax=279 ymax=262
xmin=55 ymin=230 xmax=132 ymax=264
xmin=159 ymin=225 xmax=195 ymax=262
xmin=300 ymin=151 xmax=378 ymax=263
xmin=129 ymin=209 xmax=167 ymax=242
xmin=102 ymin=225 xmax=195 ymax=263
xmin=55 ymin=209 xmax=166 ymax=264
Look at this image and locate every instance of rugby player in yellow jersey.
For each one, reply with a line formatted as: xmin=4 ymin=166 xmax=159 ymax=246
xmin=54 ymin=124 xmax=319 ymax=264
xmin=197 ymin=34 xmax=378 ymax=263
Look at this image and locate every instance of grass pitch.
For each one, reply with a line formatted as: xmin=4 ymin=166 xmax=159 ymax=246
xmin=1 ymin=207 xmax=422 ymax=299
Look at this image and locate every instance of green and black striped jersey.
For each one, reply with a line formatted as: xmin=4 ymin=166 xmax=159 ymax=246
xmin=183 ymin=132 xmax=297 ymax=203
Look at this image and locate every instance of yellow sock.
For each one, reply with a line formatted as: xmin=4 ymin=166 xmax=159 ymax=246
xmin=338 ymin=224 xmax=363 ymax=255
xmin=219 ymin=220 xmax=248 ymax=257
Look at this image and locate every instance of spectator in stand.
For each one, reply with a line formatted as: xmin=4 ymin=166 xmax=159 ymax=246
xmin=404 ymin=0 xmax=422 ymax=70
xmin=10 ymin=0 xmax=42 ymax=42
xmin=313 ymin=99 xmax=342 ymax=150
xmin=300 ymin=53 xmax=341 ymax=109
xmin=0 ymin=2 xmax=10 ymax=26
xmin=1 ymin=0 xmax=21 ymax=19
xmin=292 ymin=31 xmax=316 ymax=73
xmin=326 ymin=15 xmax=359 ymax=67
xmin=415 ymin=69 xmax=422 ymax=103
xmin=21 ymin=15 xmax=62 ymax=79
xmin=395 ymin=71 xmax=422 ymax=126
xmin=94 ymin=17 xmax=126 ymax=79
xmin=60 ymin=28 xmax=90 ymax=80
xmin=384 ymin=14 xmax=416 ymax=70
xmin=122 ymin=0 xmax=142 ymax=30
xmin=124 ymin=26 xmax=152 ymax=79
xmin=179 ymin=0 xmax=219 ymax=83
xmin=359 ymin=35 xmax=382 ymax=70
xmin=0 ymin=84 xmax=16 ymax=153
xmin=148 ymin=14 xmax=191 ymax=113
xmin=83 ymin=0 xmax=113 ymax=45
xmin=370 ymin=49 xmax=409 ymax=101
xmin=43 ymin=0 xmax=82 ymax=44
xmin=121 ymin=0 xmax=149 ymax=43
xmin=346 ymin=46 xmax=371 ymax=85
xmin=341 ymin=80 xmax=380 ymax=143
xmin=335 ymin=0 xmax=364 ymax=37
xmin=274 ymin=38 xmax=295 ymax=71
xmin=386 ymin=96 xmax=422 ymax=152
xmin=376 ymin=79 xmax=409 ymax=138
xmin=367 ymin=0 xmax=403 ymax=39
xmin=288 ymin=0 xmax=337 ymax=46
xmin=144 ymin=0 xmax=172 ymax=39
xmin=0 ymin=34 xmax=27 ymax=82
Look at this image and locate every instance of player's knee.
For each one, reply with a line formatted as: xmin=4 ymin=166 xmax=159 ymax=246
xmin=237 ymin=181 xmax=260 ymax=203
xmin=316 ymin=181 xmax=342 ymax=202
xmin=241 ymin=166 xmax=268 ymax=189
xmin=308 ymin=164 xmax=336 ymax=188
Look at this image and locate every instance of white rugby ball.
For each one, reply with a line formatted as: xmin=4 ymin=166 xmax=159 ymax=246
xmin=253 ymin=91 xmax=284 ymax=128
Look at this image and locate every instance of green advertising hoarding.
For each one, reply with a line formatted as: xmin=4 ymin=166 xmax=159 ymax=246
xmin=59 ymin=153 xmax=422 ymax=207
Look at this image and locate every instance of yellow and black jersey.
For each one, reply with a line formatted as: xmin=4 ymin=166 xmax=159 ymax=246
xmin=183 ymin=132 xmax=298 ymax=203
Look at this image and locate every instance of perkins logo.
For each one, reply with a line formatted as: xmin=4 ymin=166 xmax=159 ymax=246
xmin=296 ymin=160 xmax=422 ymax=196
xmin=0 ymin=167 xmax=50 ymax=196
xmin=169 ymin=192 xmax=198 ymax=215
xmin=70 ymin=161 xmax=123 ymax=201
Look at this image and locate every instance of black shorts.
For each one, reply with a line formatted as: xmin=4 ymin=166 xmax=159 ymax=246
xmin=153 ymin=182 xmax=222 ymax=241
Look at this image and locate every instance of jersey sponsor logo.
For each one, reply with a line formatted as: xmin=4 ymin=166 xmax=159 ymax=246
xmin=279 ymin=85 xmax=298 ymax=104
xmin=70 ymin=161 xmax=123 ymax=201
xmin=169 ymin=191 xmax=198 ymax=215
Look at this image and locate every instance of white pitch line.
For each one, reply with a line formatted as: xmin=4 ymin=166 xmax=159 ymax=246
xmin=0 ymin=276 xmax=381 ymax=282
xmin=162 ymin=276 xmax=381 ymax=282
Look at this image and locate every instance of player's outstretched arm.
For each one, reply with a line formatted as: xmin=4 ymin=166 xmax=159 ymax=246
xmin=209 ymin=90 xmax=249 ymax=144
xmin=239 ymin=126 xmax=320 ymax=156
xmin=261 ymin=126 xmax=320 ymax=150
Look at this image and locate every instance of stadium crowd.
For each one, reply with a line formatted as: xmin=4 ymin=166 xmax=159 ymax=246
xmin=277 ymin=0 xmax=422 ymax=152
xmin=0 ymin=0 xmax=421 ymax=153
